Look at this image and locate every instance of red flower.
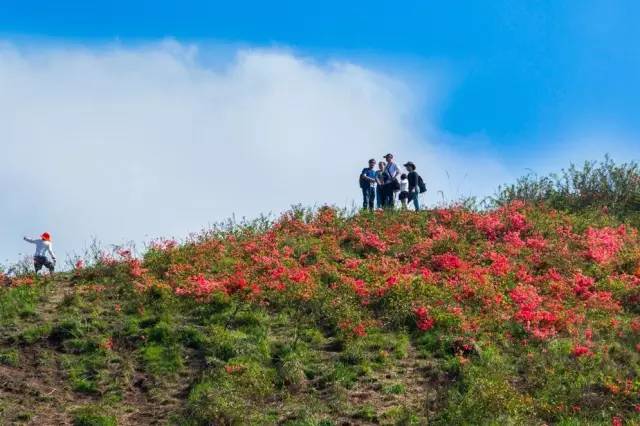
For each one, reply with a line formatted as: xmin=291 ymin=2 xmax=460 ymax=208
xmin=433 ymin=253 xmax=464 ymax=271
xmin=488 ymin=251 xmax=510 ymax=276
xmin=414 ymin=306 xmax=435 ymax=331
xmin=571 ymin=344 xmax=592 ymax=357
xmin=386 ymin=275 xmax=398 ymax=288
xmin=352 ymin=322 xmax=367 ymax=337
xmin=573 ymin=273 xmax=595 ymax=299
xmin=507 ymin=211 xmax=528 ymax=231
xmin=585 ymin=227 xmax=623 ymax=265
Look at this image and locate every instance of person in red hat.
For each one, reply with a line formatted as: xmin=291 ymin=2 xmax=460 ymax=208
xmin=23 ymin=232 xmax=57 ymax=274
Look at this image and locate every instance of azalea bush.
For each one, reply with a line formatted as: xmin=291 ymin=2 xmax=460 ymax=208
xmin=2 ymin=201 xmax=640 ymax=424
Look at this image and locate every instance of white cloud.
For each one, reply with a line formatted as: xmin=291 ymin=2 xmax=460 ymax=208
xmin=0 ymin=40 xmax=511 ymax=265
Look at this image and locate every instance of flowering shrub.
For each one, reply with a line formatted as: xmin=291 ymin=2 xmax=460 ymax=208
xmin=7 ymin=200 xmax=640 ymax=424
xmin=118 ymin=201 xmax=640 ymax=368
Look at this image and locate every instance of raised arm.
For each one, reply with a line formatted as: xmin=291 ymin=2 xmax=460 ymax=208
xmin=23 ymin=236 xmax=36 ymax=244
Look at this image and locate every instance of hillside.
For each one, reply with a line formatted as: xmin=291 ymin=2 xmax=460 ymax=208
xmin=1 ymin=202 xmax=640 ymax=425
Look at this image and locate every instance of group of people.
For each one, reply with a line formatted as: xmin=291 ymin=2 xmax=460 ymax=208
xmin=19 ymin=157 xmax=423 ymax=277
xmin=359 ymin=153 xmax=425 ymax=211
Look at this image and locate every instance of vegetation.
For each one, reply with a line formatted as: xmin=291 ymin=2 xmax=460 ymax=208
xmin=1 ymin=159 xmax=640 ymax=425
xmin=494 ymin=155 xmax=640 ymax=224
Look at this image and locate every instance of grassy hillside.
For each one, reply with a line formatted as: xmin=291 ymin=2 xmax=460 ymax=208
xmin=1 ymin=202 xmax=640 ymax=425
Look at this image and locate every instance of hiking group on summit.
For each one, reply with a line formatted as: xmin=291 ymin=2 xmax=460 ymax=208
xmin=359 ymin=153 xmax=426 ymax=211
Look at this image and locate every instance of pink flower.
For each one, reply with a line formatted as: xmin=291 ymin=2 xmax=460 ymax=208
xmin=488 ymin=251 xmax=510 ymax=276
xmin=433 ymin=253 xmax=464 ymax=271
xmin=351 ymin=279 xmax=369 ymax=298
xmin=472 ymin=213 xmax=504 ymax=239
xmin=573 ymin=273 xmax=595 ymax=299
xmin=130 ymin=259 xmax=145 ymax=278
xmin=352 ymin=227 xmax=387 ymax=252
xmin=287 ymin=268 xmax=309 ymax=284
xmin=345 ymin=258 xmax=362 ymax=269
xmin=503 ymin=231 xmax=525 ymax=250
xmin=584 ymin=328 xmax=593 ymax=341
xmin=421 ymin=268 xmax=433 ymax=280
xmin=525 ymin=236 xmax=547 ymax=250
xmin=507 ymin=212 xmax=528 ymax=231
xmin=586 ymin=227 xmax=623 ymax=264
xmin=386 ymin=275 xmax=398 ymax=287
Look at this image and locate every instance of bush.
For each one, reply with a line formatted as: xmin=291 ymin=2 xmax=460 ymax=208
xmin=494 ymin=156 xmax=640 ymax=222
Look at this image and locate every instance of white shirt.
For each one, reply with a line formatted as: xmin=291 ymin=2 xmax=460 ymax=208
xmin=400 ymin=179 xmax=409 ymax=192
xmin=24 ymin=237 xmax=56 ymax=259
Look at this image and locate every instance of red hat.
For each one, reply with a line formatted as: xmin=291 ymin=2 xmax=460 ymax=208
xmin=41 ymin=232 xmax=51 ymax=241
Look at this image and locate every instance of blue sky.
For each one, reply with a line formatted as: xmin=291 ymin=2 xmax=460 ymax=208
xmin=2 ymin=0 xmax=639 ymax=166
xmin=1 ymin=1 xmax=639 ymax=264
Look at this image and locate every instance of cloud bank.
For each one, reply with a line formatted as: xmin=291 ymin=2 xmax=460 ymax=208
xmin=0 ymin=40 xmax=510 ymax=264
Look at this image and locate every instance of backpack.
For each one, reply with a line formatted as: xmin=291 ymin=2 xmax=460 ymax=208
xmin=417 ymin=174 xmax=427 ymax=193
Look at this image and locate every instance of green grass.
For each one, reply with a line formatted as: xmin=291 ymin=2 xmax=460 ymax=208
xmin=72 ymin=405 xmax=117 ymax=426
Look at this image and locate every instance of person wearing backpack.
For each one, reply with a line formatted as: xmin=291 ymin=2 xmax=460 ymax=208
xmin=359 ymin=159 xmax=377 ymax=211
xmin=404 ymin=161 xmax=425 ymax=210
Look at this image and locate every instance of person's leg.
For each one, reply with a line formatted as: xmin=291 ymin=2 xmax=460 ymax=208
xmin=34 ymin=256 xmax=43 ymax=275
xmin=413 ymin=192 xmax=420 ymax=210
xmin=376 ymin=187 xmax=383 ymax=209
xmin=389 ymin=191 xmax=396 ymax=209
xmin=362 ymin=187 xmax=368 ymax=210
xmin=381 ymin=185 xmax=388 ymax=208
xmin=45 ymin=258 xmax=55 ymax=274
xmin=368 ymin=188 xmax=375 ymax=211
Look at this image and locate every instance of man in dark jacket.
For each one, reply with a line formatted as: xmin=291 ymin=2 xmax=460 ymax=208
xmin=360 ymin=159 xmax=377 ymax=211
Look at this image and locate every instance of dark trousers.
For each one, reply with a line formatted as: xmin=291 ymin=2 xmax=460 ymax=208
xmin=362 ymin=187 xmax=375 ymax=211
xmin=382 ymin=183 xmax=395 ymax=208
xmin=34 ymin=256 xmax=55 ymax=273
xmin=376 ymin=185 xmax=384 ymax=209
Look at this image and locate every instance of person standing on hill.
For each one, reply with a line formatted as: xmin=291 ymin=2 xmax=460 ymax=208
xmin=383 ymin=153 xmax=399 ymax=208
xmin=404 ymin=161 xmax=422 ymax=210
xmin=375 ymin=161 xmax=387 ymax=209
xmin=24 ymin=232 xmax=57 ymax=275
xmin=359 ymin=159 xmax=377 ymax=211
xmin=398 ymin=173 xmax=410 ymax=209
